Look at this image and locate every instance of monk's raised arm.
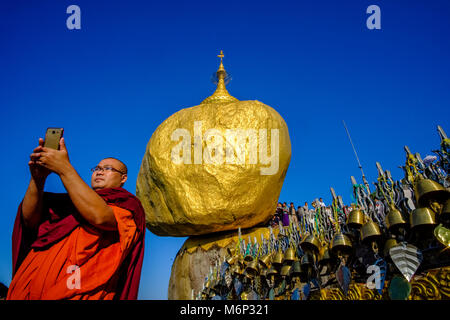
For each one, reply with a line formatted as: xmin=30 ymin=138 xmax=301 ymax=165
xmin=23 ymin=138 xmax=51 ymax=229
xmin=59 ymin=165 xmax=118 ymax=230
xmin=22 ymin=177 xmax=45 ymax=229
xmin=33 ymin=138 xmax=117 ymax=231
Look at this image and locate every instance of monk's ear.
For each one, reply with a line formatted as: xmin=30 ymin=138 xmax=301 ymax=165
xmin=120 ymin=174 xmax=128 ymax=186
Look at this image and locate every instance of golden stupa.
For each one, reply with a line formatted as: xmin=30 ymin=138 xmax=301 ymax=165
xmin=136 ymin=51 xmax=292 ymax=236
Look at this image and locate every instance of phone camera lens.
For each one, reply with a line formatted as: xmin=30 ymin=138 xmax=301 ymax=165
xmin=52 ymin=131 xmax=56 ymax=134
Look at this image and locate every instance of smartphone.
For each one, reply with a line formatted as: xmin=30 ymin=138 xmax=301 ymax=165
xmin=43 ymin=127 xmax=64 ymax=150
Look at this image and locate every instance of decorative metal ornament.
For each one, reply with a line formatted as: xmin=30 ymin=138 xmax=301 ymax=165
xmin=247 ymin=289 xmax=258 ymax=300
xmin=434 ymin=224 xmax=450 ymax=247
xmin=233 ymin=278 xmax=243 ymax=296
xmin=225 ymin=270 xmax=232 ymax=288
xmin=336 ymin=261 xmax=351 ymax=295
xmin=302 ymin=283 xmax=311 ymax=300
xmin=291 ymin=288 xmax=300 ymax=300
xmin=268 ymin=288 xmax=275 ymax=300
xmin=220 ymin=261 xmax=229 ymax=277
xmin=389 ymin=243 xmax=422 ymax=282
xmin=388 ymin=275 xmax=412 ymax=300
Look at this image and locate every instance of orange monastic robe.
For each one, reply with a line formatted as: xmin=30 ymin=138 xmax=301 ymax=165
xmin=7 ymin=205 xmax=137 ymax=300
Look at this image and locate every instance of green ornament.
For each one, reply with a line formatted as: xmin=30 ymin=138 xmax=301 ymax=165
xmin=388 ymin=275 xmax=411 ymax=300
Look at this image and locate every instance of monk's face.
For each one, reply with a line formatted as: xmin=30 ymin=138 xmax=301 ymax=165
xmin=91 ymin=158 xmax=127 ymax=190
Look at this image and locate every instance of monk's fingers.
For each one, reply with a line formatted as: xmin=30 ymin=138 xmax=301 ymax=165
xmin=30 ymin=152 xmax=42 ymax=161
xmin=38 ymin=138 xmax=44 ymax=147
xmin=33 ymin=145 xmax=44 ymax=153
xmin=35 ymin=159 xmax=46 ymax=167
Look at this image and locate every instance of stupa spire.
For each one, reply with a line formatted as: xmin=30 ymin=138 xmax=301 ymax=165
xmin=200 ymin=50 xmax=238 ymax=105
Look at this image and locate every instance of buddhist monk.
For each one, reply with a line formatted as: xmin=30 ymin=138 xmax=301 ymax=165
xmin=7 ymin=137 xmax=146 ymax=300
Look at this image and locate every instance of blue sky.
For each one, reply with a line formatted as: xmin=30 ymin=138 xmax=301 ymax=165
xmin=0 ymin=0 xmax=449 ymax=299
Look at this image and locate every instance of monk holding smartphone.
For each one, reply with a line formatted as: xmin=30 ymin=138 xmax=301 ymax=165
xmin=7 ymin=137 xmax=146 ymax=300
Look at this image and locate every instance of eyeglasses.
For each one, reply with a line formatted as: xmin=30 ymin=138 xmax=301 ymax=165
xmin=91 ymin=166 xmax=126 ymax=175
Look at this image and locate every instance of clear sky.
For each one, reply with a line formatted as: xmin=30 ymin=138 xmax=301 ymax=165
xmin=0 ymin=0 xmax=449 ymax=299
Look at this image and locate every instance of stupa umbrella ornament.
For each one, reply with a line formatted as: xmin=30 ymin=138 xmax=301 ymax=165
xmin=211 ymin=50 xmax=232 ymax=86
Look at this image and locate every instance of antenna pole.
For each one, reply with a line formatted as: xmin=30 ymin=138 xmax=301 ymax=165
xmin=343 ymin=120 xmax=370 ymax=193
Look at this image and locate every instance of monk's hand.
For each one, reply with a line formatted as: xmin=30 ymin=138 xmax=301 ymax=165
xmin=34 ymin=138 xmax=72 ymax=176
xmin=29 ymin=138 xmax=51 ymax=185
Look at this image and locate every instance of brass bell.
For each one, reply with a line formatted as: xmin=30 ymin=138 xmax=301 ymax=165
xmin=244 ymin=260 xmax=259 ymax=278
xmin=318 ymin=248 xmax=332 ymax=265
xmin=385 ymin=204 xmax=407 ymax=232
xmin=272 ymin=250 xmax=284 ymax=266
xmin=414 ymin=177 xmax=449 ymax=207
xmin=291 ymin=260 xmax=302 ymax=276
xmin=258 ymin=253 xmax=272 ymax=269
xmin=246 ymin=260 xmax=259 ymax=272
xmin=237 ymin=255 xmax=245 ymax=268
xmin=410 ymin=207 xmax=436 ymax=229
xmin=360 ymin=220 xmax=382 ymax=243
xmin=227 ymin=247 xmax=236 ymax=257
xmin=383 ymin=238 xmax=398 ymax=257
xmin=244 ymin=254 xmax=254 ymax=262
xmin=259 ymin=268 xmax=268 ymax=279
xmin=280 ymin=265 xmax=291 ymax=277
xmin=347 ymin=209 xmax=365 ymax=229
xmin=231 ymin=264 xmax=243 ymax=275
xmin=300 ymin=234 xmax=321 ymax=253
xmin=300 ymin=253 xmax=312 ymax=266
xmin=226 ymin=255 xmax=237 ymax=265
xmin=283 ymin=247 xmax=296 ymax=263
xmin=331 ymin=233 xmax=353 ymax=255
xmin=267 ymin=266 xmax=279 ymax=277
xmin=300 ymin=254 xmax=313 ymax=276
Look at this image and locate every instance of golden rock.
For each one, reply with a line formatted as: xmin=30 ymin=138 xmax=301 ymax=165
xmin=137 ymin=52 xmax=291 ymax=236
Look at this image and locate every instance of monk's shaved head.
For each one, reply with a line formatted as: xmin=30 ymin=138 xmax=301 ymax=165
xmin=103 ymin=157 xmax=128 ymax=174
